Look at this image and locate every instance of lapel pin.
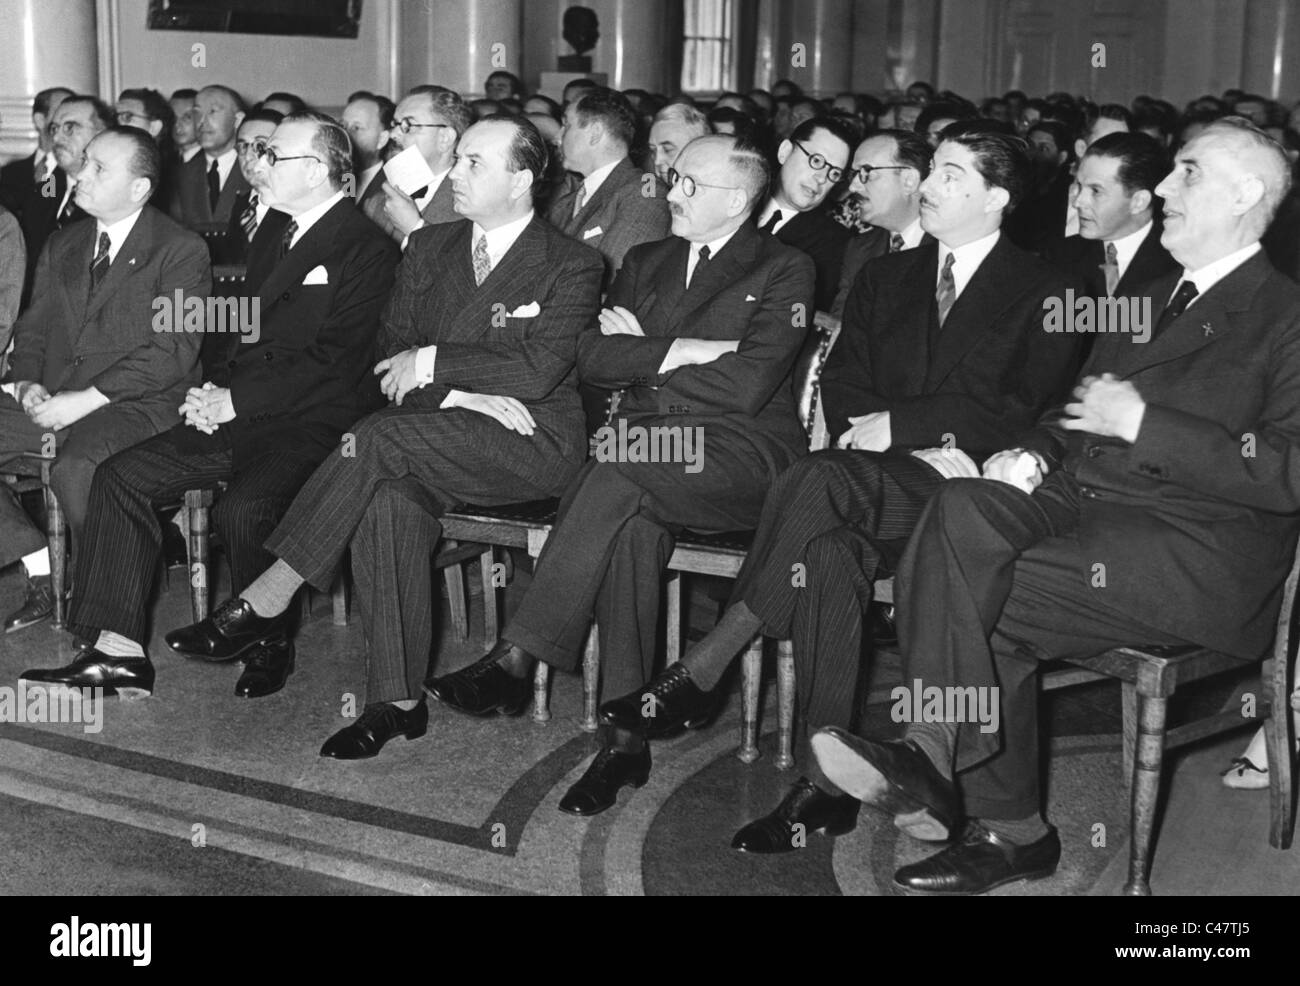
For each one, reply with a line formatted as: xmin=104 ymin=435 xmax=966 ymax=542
xmin=1203 ymin=322 xmax=1213 ymax=336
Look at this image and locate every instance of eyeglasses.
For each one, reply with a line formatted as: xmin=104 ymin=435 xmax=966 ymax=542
xmin=390 ymin=118 xmax=451 ymax=134
xmin=666 ymin=168 xmax=740 ymax=198
xmin=236 ymin=139 xmax=269 ymax=157
xmin=46 ymin=120 xmax=87 ymax=137
xmin=256 ymin=146 xmax=320 ymax=167
xmin=116 ymin=110 xmax=154 ymax=126
xmin=791 ymin=139 xmax=845 ymax=182
xmin=852 ymin=164 xmax=910 ymax=184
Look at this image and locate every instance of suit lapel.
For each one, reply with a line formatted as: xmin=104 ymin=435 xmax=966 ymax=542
xmin=925 ymin=237 xmax=1023 ymax=388
xmin=449 ymin=217 xmax=550 ymax=340
xmin=666 ymin=222 xmax=759 ymax=332
xmin=420 ymin=177 xmax=458 ymax=225
xmin=889 ymin=245 xmax=938 ymax=394
xmin=1116 ymin=223 xmax=1173 ymax=296
xmin=58 ymin=221 xmax=95 ymax=335
xmin=574 ymin=158 xmax=635 ymax=231
xmin=256 ymin=199 xmax=350 ymax=312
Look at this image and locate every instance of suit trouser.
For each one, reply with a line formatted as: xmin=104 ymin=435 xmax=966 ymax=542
xmin=67 ymin=427 xmax=321 ymax=644
xmin=266 ymin=406 xmax=577 ymax=705
xmin=504 ymin=432 xmax=789 ymax=700
xmin=730 ymin=450 xmax=943 ymax=739
xmin=0 ymin=395 xmax=159 ymax=571
xmin=894 ymin=473 xmax=1189 ymax=820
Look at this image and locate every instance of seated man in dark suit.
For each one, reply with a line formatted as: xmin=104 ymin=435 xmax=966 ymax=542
xmin=548 ymin=87 xmax=672 ymax=289
xmin=163 ymin=117 xmax=604 ymax=753
xmin=594 ymin=129 xmax=1082 ymax=844
xmin=0 ymin=86 xmax=73 ymax=226
xmin=21 ymin=113 xmax=399 ymax=699
xmin=358 ymin=86 xmax=472 ymax=245
xmin=170 ymin=84 xmax=250 ymax=232
xmin=811 ymin=118 xmax=1300 ymax=895
xmin=428 ymin=134 xmax=817 ymax=816
xmin=831 ymin=129 xmax=932 ymax=318
xmin=753 ymin=116 xmax=855 ymax=312
xmin=213 ymin=109 xmax=283 ymax=265
xmin=0 ymin=128 xmax=209 ymax=632
xmin=1045 ymin=132 xmax=1177 ymax=310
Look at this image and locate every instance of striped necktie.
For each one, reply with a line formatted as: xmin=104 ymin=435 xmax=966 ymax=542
xmin=473 ymin=234 xmax=491 ymax=285
xmin=889 ymin=232 xmax=905 ymax=253
xmin=936 ymin=252 xmax=957 ymax=327
xmin=280 ymin=219 xmax=298 ymax=260
xmin=89 ymin=231 xmax=111 ymax=294
xmin=240 ymin=193 xmax=259 ymax=240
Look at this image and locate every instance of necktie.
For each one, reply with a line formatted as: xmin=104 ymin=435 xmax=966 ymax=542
xmin=409 ymin=185 xmax=429 ymax=203
xmin=687 ymin=244 xmax=711 ymax=288
xmin=280 ymin=219 xmax=298 ymax=260
xmin=57 ymin=184 xmax=77 ymax=224
xmin=760 ymin=209 xmax=782 ymax=234
xmin=572 ymin=183 xmax=588 ymax=219
xmin=1155 ymin=279 xmax=1199 ymax=336
xmin=89 ymin=231 xmax=111 ymax=294
xmin=889 ymin=232 xmax=905 ymax=253
xmin=240 ymin=193 xmax=259 ymax=241
xmin=207 ymin=159 xmax=221 ymax=213
xmin=936 ymin=251 xmax=957 ymax=327
xmin=1102 ymin=241 xmax=1119 ymax=297
xmin=472 ymin=234 xmax=491 ymax=285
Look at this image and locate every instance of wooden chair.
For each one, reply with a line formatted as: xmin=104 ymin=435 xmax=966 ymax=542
xmin=0 ymin=456 xmax=67 ymax=628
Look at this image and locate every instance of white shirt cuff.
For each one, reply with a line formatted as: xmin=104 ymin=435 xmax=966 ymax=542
xmin=414 ymin=345 xmax=437 ymax=386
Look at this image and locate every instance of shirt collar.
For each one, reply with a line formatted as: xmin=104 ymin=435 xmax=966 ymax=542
xmin=95 ymin=208 xmax=144 ymax=264
xmin=691 ymin=227 xmax=740 ymax=261
xmin=472 ymin=210 xmax=535 ymax=268
xmin=416 ymin=167 xmax=451 ymax=205
xmin=582 ymin=159 xmax=622 ymax=201
xmin=288 ymin=189 xmax=346 ymax=246
xmin=894 ymin=215 xmax=924 ymax=249
xmin=757 ymin=197 xmax=797 ymax=233
xmin=1104 ymin=219 xmax=1153 ymax=281
xmin=938 ymin=229 xmax=1000 ymax=297
xmin=1178 ymin=241 xmax=1262 ymax=307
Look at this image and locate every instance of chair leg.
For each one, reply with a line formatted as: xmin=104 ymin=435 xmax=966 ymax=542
xmin=532 ymin=662 xmax=551 ymax=723
xmin=184 ymin=491 xmax=211 ymax=622
xmin=581 ymin=624 xmax=600 ymax=732
xmin=665 ymin=572 xmax=682 ymax=666
xmin=42 ymin=479 xmax=66 ymax=629
xmin=1266 ymin=656 xmax=1296 ymax=850
xmin=775 ymin=639 xmax=795 ymax=770
xmin=444 ymin=558 xmax=468 ymax=641
xmin=1124 ymin=692 xmax=1168 ymax=896
xmin=331 ymin=572 xmax=349 ymax=627
xmin=1121 ymin=681 xmax=1137 ymax=800
xmin=737 ymin=635 xmax=763 ymax=763
xmin=479 ymin=547 xmax=497 ymax=651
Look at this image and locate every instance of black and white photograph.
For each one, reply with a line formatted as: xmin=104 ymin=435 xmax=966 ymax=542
xmin=0 ymin=0 xmax=1295 ymax=928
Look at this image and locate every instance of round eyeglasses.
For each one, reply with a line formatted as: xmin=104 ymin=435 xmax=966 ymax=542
xmin=257 ymin=145 xmax=321 ymax=167
xmin=235 ymin=139 xmax=269 ymax=157
xmin=666 ymin=168 xmax=740 ymax=197
xmin=116 ymin=110 xmax=155 ymax=126
xmin=851 ymin=164 xmax=910 ymax=183
xmin=390 ymin=118 xmax=451 ymax=134
xmin=791 ymin=139 xmax=846 ymax=182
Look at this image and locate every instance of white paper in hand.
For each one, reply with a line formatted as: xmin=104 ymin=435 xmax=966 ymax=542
xmin=383 ymin=145 xmax=438 ymax=197
xmin=1006 ymin=450 xmax=1041 ymax=494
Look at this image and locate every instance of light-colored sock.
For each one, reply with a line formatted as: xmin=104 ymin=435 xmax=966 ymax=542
xmin=680 ymin=601 xmax=763 ymax=691
xmin=982 ymin=814 xmax=1050 ymax=846
xmin=95 ymin=630 xmax=145 ymax=659
xmin=905 ymin=720 xmax=957 ymax=780
xmin=238 ymin=559 xmax=304 ymax=618
xmin=391 ymin=699 xmax=419 ymax=711
xmin=21 ymin=550 xmax=50 ymax=578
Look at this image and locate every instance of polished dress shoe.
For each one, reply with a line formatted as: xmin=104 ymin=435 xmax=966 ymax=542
xmin=731 ymin=776 xmax=859 ymax=853
xmin=165 ymin=597 xmax=288 ymax=662
xmin=234 ymin=638 xmax=295 ymax=698
xmin=893 ymin=821 xmax=1060 ymax=895
xmin=811 ymin=728 xmax=960 ymax=841
xmin=320 ymin=700 xmax=428 ymax=760
xmin=21 ymin=649 xmax=155 ymax=699
xmin=599 ymin=664 xmax=721 ymax=738
xmin=4 ymin=576 xmax=54 ymax=633
xmin=424 ymin=645 xmax=531 ymax=717
xmin=558 ymin=746 xmax=651 ymax=816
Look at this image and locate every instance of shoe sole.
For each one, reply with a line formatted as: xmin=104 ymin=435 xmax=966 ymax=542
xmin=893 ymin=808 xmax=951 ymax=842
xmin=170 ymin=631 xmax=282 ymax=664
xmin=4 ymin=613 xmax=53 ymax=633
xmin=18 ymin=677 xmax=152 ymax=700
xmin=893 ymin=863 xmax=1059 ymax=896
xmin=811 ymin=731 xmax=948 ymax=824
xmin=733 ymin=819 xmax=858 ymax=854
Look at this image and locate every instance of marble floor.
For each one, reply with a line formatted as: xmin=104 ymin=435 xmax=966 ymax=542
xmin=0 ymin=557 xmax=1294 ymax=896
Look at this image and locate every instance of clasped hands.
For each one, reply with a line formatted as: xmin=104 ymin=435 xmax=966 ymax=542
xmin=13 ymin=382 xmax=107 ymax=430
xmin=180 ymin=382 xmax=235 ymax=434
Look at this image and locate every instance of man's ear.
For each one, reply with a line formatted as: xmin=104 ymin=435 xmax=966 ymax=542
xmin=233 ymin=111 xmax=246 ymax=132
xmin=131 ymin=175 xmax=152 ymax=205
xmin=148 ymin=119 xmax=164 ymax=140
xmin=900 ymin=168 xmax=920 ymax=193
xmin=729 ymin=188 xmax=749 ymax=217
xmin=1233 ymin=174 xmax=1266 ymax=216
xmin=511 ymin=167 xmax=535 ymax=202
xmin=1074 ymin=137 xmax=1087 ymax=161
xmin=776 ymin=139 xmax=792 ymax=166
xmin=1129 ymin=188 xmax=1152 ymax=216
xmin=376 ymin=129 xmax=391 ymax=153
xmin=985 ymin=185 xmax=1010 ymax=214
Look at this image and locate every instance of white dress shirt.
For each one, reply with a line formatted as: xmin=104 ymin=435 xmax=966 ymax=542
xmin=892 ymin=216 xmax=925 ymax=250
xmin=579 ymin=158 xmax=621 ymax=206
xmin=94 ymin=209 xmax=144 ymax=264
xmin=1104 ymin=219 xmax=1153 ymax=286
xmin=286 ymin=189 xmax=347 ymax=249
xmin=204 ymin=148 xmax=238 ymax=192
xmin=755 ymin=198 xmax=797 ymax=235
xmin=937 ymin=229 xmax=1001 ymax=301
xmin=1173 ymin=242 xmax=1262 ymax=311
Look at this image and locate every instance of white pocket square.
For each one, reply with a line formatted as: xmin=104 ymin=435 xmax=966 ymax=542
xmin=745 ymin=294 xmax=757 ymax=302
xmin=508 ymin=301 xmax=541 ymax=318
xmin=583 ymin=226 xmax=604 ymax=239
xmin=302 ymin=265 xmax=329 ymax=285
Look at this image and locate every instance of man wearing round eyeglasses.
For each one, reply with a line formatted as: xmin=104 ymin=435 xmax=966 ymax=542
xmin=214 ymin=109 xmax=285 ymax=264
xmin=754 ymin=116 xmax=856 ymax=311
xmin=169 ymin=84 xmax=249 ymax=231
xmin=359 ymin=85 xmax=472 ymax=244
xmin=831 ymin=130 xmax=933 ymax=317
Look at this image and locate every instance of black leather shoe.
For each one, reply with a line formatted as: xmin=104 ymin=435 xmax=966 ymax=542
xmin=320 ymin=700 xmax=428 ymax=760
xmin=165 ymin=597 xmax=288 ymax=662
xmin=811 ymin=728 xmax=960 ymax=840
xmin=599 ymin=664 xmax=721 ymax=738
xmin=4 ymin=576 xmax=54 ymax=633
xmin=21 ymin=649 xmax=155 ymax=699
xmin=558 ymin=746 xmax=651 ymax=816
xmin=234 ymin=637 xmax=295 ymax=698
xmin=731 ymin=777 xmax=860 ymax=853
xmin=424 ymin=643 xmax=531 ymax=717
xmin=893 ymin=821 xmax=1061 ymax=895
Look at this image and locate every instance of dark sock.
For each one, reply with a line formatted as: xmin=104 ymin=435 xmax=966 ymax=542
xmin=601 ymin=722 xmax=645 ymax=755
xmin=681 ymin=600 xmax=763 ymax=691
xmin=982 ymin=814 xmax=1050 ymax=845
xmin=905 ymin=721 xmax=956 ymax=780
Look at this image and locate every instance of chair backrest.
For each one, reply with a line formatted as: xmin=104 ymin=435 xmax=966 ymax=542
xmin=796 ymin=311 xmax=843 ymax=452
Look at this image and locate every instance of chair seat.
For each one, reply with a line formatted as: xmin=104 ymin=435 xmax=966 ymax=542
xmin=447 ymin=499 xmax=559 ymax=524
xmin=673 ymin=528 xmax=756 ymax=554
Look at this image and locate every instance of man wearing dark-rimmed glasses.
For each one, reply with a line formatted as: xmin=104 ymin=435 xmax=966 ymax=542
xmin=752 ymin=116 xmax=856 ymax=311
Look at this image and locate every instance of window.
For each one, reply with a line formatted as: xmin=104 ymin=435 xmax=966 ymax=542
xmin=682 ymin=0 xmax=735 ymax=95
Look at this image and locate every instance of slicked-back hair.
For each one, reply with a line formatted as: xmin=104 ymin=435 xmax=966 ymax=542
xmin=1085 ymin=103 xmax=1134 ymax=140
xmin=1083 ymin=131 xmax=1168 ymax=198
xmin=119 ymin=87 xmax=175 ymax=134
xmin=716 ymin=133 xmax=770 ymax=213
xmin=872 ymin=128 xmax=933 ymax=180
xmin=242 ymin=108 xmax=284 ymax=129
xmin=170 ymin=88 xmax=197 ymax=102
xmin=262 ymin=92 xmax=308 ymax=114
xmin=497 ymin=116 xmax=550 ymax=187
xmin=1200 ymin=115 xmax=1293 ymax=224
xmin=100 ymin=125 xmax=162 ymax=193
xmin=408 ymin=86 xmax=474 ymax=138
xmin=789 ymin=114 xmax=857 ymax=155
xmin=34 ymin=86 xmax=74 ymax=117
xmin=347 ymin=92 xmax=395 ymax=130
xmin=59 ymin=95 xmax=115 ymax=131
xmin=285 ymin=111 xmax=353 ymax=188
xmin=198 ymin=84 xmax=248 ymax=115
xmin=940 ymin=127 xmax=1031 ymax=213
xmin=653 ymin=102 xmax=712 ymax=137
xmin=572 ymin=87 xmax=639 ymax=151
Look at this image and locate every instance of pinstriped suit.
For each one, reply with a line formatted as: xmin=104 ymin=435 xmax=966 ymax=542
xmin=264 ymin=215 xmax=604 ymax=702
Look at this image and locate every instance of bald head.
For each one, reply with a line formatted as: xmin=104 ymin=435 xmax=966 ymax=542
xmin=665 ymin=134 xmax=770 ymax=242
